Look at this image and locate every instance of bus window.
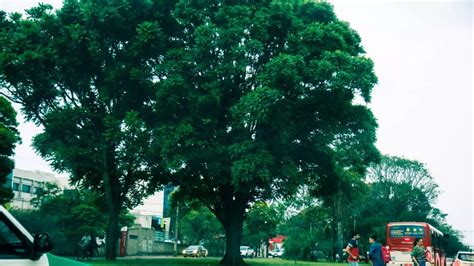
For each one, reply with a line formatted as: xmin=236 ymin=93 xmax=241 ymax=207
xmin=436 ymin=233 xmax=442 ymax=248
xmin=431 ymin=233 xmax=436 ymax=247
xmin=441 ymin=235 xmax=449 ymax=249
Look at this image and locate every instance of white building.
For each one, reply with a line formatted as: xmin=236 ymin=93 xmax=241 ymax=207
xmin=131 ymin=191 xmax=165 ymax=228
xmin=10 ymin=169 xmax=63 ymax=209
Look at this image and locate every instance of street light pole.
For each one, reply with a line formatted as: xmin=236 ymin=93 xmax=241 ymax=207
xmin=174 ymin=205 xmax=179 ymax=256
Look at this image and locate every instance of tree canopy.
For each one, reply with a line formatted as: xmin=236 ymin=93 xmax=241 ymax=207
xmin=366 ymin=155 xmax=439 ymax=202
xmin=0 ymin=96 xmax=20 ymax=204
xmin=147 ymin=1 xmax=379 ymax=264
xmin=1 ymin=1 xmax=379 ymax=264
xmin=0 ymin=1 xmax=171 ymax=259
xmin=359 ymin=155 xmax=440 ymax=226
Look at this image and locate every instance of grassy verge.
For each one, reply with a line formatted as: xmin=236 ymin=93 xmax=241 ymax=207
xmin=88 ymin=257 xmax=349 ymax=266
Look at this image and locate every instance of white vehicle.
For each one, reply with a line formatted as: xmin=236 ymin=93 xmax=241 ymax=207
xmin=269 ymin=248 xmax=284 ymax=258
xmin=453 ymin=252 xmax=474 ymax=266
xmin=0 ymin=205 xmax=86 ymax=266
xmin=240 ymin=246 xmax=254 ymax=258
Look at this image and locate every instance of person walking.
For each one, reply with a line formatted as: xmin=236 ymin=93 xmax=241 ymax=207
xmin=77 ymin=234 xmax=91 ymax=260
xmin=368 ymin=235 xmax=384 ymax=266
xmin=88 ymin=233 xmax=98 ymax=259
xmin=345 ymin=232 xmax=361 ymax=266
xmin=411 ymin=238 xmax=427 ymax=266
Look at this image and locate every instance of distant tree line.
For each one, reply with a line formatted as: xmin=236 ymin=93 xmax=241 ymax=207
xmin=172 ymin=155 xmax=468 ymax=260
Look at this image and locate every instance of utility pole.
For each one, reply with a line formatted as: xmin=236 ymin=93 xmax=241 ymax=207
xmin=174 ymin=205 xmax=179 ymax=256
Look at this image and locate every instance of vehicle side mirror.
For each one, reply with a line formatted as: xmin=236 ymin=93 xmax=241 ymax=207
xmin=31 ymin=233 xmax=54 ymax=260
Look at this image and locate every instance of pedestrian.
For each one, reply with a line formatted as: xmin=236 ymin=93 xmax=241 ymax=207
xmin=368 ymin=235 xmax=384 ymax=266
xmin=77 ymin=234 xmax=91 ymax=260
xmin=88 ymin=233 xmax=98 ymax=259
xmin=79 ymin=234 xmax=91 ymax=251
xmin=411 ymin=238 xmax=426 ymax=266
xmin=345 ymin=232 xmax=361 ymax=266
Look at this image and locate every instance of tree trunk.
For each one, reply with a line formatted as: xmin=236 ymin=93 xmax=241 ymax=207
xmin=214 ymin=191 xmax=247 ymax=266
xmin=103 ymin=171 xmax=121 ymax=260
xmin=334 ymin=188 xmax=344 ymax=261
xmin=105 ymin=206 xmax=120 ymax=260
xmin=266 ymin=242 xmax=269 ymax=258
xmin=102 ymin=145 xmax=121 ymax=260
xmin=336 ymin=191 xmax=344 ymax=258
xmin=337 ymin=221 xmax=344 ymax=256
xmin=220 ymin=208 xmax=245 ymax=266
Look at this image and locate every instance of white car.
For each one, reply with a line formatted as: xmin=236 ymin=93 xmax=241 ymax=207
xmin=453 ymin=252 xmax=474 ymax=266
xmin=0 ymin=205 xmax=86 ymax=266
xmin=240 ymin=246 xmax=255 ymax=258
xmin=269 ymin=248 xmax=284 ymax=258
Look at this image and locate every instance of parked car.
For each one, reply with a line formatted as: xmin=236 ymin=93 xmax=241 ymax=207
xmin=0 ymin=205 xmax=87 ymax=265
xmin=240 ymin=246 xmax=255 ymax=258
xmin=453 ymin=252 xmax=474 ymax=266
xmin=182 ymin=245 xmax=208 ymax=257
xmin=269 ymin=248 xmax=284 ymax=258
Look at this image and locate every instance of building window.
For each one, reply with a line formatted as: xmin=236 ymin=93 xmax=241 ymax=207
xmin=12 ymin=183 xmax=20 ymax=191
xmin=21 ymin=185 xmax=31 ymax=193
xmin=33 ymin=187 xmax=43 ymax=195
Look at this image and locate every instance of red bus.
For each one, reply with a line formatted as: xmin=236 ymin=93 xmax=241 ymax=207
xmin=386 ymin=222 xmax=446 ymax=266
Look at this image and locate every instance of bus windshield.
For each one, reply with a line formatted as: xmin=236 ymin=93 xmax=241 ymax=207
xmin=390 ymin=225 xmax=425 ymax=238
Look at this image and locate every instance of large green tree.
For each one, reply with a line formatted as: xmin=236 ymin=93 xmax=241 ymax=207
xmin=359 ymin=155 xmax=439 ymax=225
xmin=0 ymin=1 xmax=173 ymax=259
xmin=1 ymin=1 xmax=380 ymax=264
xmin=148 ymin=1 xmax=379 ymax=265
xmin=0 ymin=96 xmax=20 ymax=204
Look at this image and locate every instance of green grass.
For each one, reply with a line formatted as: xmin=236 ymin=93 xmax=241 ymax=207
xmin=87 ymin=257 xmax=348 ymax=266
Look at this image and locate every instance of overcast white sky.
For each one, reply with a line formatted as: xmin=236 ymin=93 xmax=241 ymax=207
xmin=331 ymin=0 xmax=473 ymax=246
xmin=1 ymin=0 xmax=472 ymax=246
